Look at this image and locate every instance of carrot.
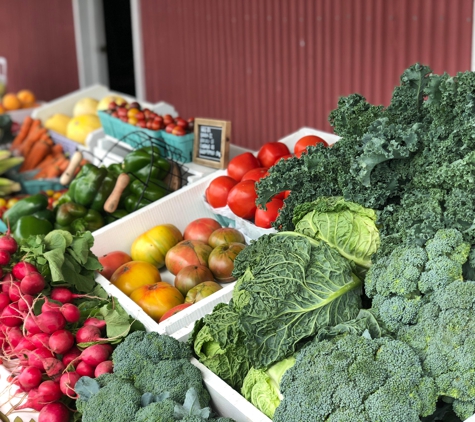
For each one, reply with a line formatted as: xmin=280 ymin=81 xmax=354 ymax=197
xmin=20 ymin=138 xmax=53 ymax=172
xmin=18 ymin=127 xmax=47 ymax=157
xmin=33 ymin=164 xmax=61 ymax=180
xmin=57 ymin=157 xmax=70 ymax=173
xmin=51 ymin=143 xmax=64 ymax=157
xmin=34 ymin=154 xmax=57 ymax=170
xmin=10 ymin=117 xmax=35 ymax=152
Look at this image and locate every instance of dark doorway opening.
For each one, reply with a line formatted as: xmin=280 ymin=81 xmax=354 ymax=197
xmin=102 ymin=0 xmax=135 ymax=96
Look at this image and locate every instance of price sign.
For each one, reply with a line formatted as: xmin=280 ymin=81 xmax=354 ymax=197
xmin=192 ymin=118 xmax=231 ymax=169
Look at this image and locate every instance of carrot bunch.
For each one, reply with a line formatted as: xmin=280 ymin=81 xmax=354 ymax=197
xmin=10 ymin=116 xmax=89 ymax=180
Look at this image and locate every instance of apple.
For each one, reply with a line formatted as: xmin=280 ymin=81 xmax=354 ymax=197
xmin=135 ymin=111 xmax=145 ymax=120
xmin=108 ymin=101 xmax=117 ymax=110
xmin=151 ymin=121 xmax=161 ymax=131
xmin=117 ymin=107 xmax=128 ymax=118
xmin=154 ymin=115 xmax=164 ymax=124
xmin=120 ymin=116 xmax=129 ymax=123
xmin=175 ymin=117 xmax=188 ymax=128
xmin=137 ymin=120 xmax=146 ymax=128
xmin=166 ymin=123 xmax=176 ymax=134
xmin=111 ymin=111 xmax=119 ymax=118
xmin=129 ymin=101 xmax=141 ymax=110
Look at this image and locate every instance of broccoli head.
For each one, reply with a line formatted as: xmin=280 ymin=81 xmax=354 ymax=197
xmin=366 ymin=228 xmax=475 ymax=419
xmin=79 ymin=373 xmax=142 ymax=422
xmin=133 ymin=399 xmax=177 ymax=422
xmin=272 ymin=334 xmax=437 ymax=422
xmin=112 ymin=330 xmax=191 ymax=380
xmin=133 ymin=358 xmax=210 ymax=408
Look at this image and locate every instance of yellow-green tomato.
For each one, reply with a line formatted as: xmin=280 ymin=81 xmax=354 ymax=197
xmin=130 ymin=224 xmax=183 ymax=268
xmin=185 ymin=281 xmax=222 ymax=304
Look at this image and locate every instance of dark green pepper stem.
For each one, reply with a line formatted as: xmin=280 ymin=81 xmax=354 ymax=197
xmin=2 ymin=193 xmax=48 ymax=228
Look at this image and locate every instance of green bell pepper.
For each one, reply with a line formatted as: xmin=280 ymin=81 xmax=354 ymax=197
xmin=104 ymin=208 xmax=128 ymax=225
xmin=2 ymin=193 xmax=49 ymax=228
xmin=13 ymin=215 xmax=53 ymax=243
xmin=67 ymin=164 xmax=117 ymax=212
xmin=124 ymin=179 xmax=169 ymax=213
xmin=122 ymin=146 xmax=171 ymax=181
xmin=55 ymin=202 xmax=104 ymax=234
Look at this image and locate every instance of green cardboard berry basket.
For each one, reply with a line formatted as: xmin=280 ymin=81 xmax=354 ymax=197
xmin=98 ymin=110 xmax=194 ymax=162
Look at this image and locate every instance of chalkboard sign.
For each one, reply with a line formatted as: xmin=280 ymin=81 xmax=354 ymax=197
xmin=192 ymin=118 xmax=231 ymax=169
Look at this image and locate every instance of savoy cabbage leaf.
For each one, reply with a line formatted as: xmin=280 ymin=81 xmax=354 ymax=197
xmin=232 ymin=232 xmax=362 ymax=368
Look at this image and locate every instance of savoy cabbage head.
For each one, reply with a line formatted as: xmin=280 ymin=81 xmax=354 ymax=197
xmin=232 ymin=232 xmax=362 ymax=369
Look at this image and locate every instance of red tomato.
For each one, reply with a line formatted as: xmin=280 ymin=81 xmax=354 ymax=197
xmin=273 ymin=153 xmax=294 ymax=165
xmin=284 ymin=190 xmax=291 ymax=199
xmin=294 ymin=135 xmax=328 ymax=158
xmin=227 ymin=180 xmax=258 ymax=220
xmin=98 ymin=251 xmax=132 ymax=280
xmin=159 ymin=303 xmax=193 ymax=323
xmin=227 ymin=152 xmax=261 ymax=182
xmin=254 ymin=198 xmax=284 ymax=229
xmin=241 ymin=167 xmax=269 ymax=182
xmin=205 ymin=176 xmax=238 ymax=208
xmin=257 ymin=142 xmax=291 ymax=168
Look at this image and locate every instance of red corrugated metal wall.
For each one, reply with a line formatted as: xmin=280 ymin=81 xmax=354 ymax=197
xmin=0 ymin=0 xmax=79 ymax=101
xmin=140 ymin=0 xmax=473 ymax=150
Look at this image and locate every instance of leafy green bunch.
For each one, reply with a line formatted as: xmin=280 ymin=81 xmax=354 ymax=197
xmin=257 ymin=63 xmax=475 ymax=249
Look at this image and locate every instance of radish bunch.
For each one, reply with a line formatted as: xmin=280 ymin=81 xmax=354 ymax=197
xmin=0 ymin=230 xmax=115 ymax=421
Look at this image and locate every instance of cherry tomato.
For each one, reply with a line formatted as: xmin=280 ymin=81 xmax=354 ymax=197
xmin=241 ymin=167 xmax=269 ymax=182
xmin=227 ymin=152 xmax=261 ymax=182
xmin=205 ymin=176 xmax=238 ymax=208
xmin=227 ymin=180 xmax=258 ymax=220
xmin=257 ymin=142 xmax=291 ymax=168
xmin=254 ymin=198 xmax=284 ymax=228
xmin=294 ymin=135 xmax=328 ymax=158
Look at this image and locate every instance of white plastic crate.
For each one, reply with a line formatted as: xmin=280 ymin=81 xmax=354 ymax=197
xmin=91 ymin=171 xmax=241 ymax=334
xmin=172 ymin=324 xmax=272 ymax=422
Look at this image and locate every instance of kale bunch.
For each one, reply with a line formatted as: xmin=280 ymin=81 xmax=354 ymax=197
xmin=257 ymin=63 xmax=475 ymax=249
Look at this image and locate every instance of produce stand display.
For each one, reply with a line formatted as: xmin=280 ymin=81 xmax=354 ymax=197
xmin=3 ymin=64 xmax=475 ymax=422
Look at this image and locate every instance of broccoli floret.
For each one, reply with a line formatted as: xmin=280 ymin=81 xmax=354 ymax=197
xmin=272 ymin=335 xmax=438 ymax=422
xmin=80 ymin=373 xmax=142 ymax=422
xmin=112 ymin=330 xmax=191 ymax=380
xmin=133 ymin=399 xmax=177 ymax=422
xmin=133 ymin=358 xmax=210 ymax=408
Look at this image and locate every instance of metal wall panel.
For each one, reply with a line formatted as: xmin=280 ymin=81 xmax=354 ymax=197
xmin=140 ymin=0 xmax=473 ymax=149
xmin=0 ymin=0 xmax=79 ymax=101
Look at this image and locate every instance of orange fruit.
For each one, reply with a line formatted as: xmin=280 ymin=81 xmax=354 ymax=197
xmin=2 ymin=93 xmax=22 ymax=110
xmin=17 ymin=90 xmax=36 ymax=108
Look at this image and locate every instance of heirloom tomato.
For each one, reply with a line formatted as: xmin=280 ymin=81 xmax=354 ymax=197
xmin=110 ymin=261 xmax=161 ymax=296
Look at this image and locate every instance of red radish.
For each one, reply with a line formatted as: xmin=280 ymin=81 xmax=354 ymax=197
xmin=59 ymin=303 xmax=80 ymax=323
xmin=38 ymin=401 xmax=70 ymax=422
xmin=41 ymin=297 xmax=61 ymax=313
xmin=83 ymin=317 xmax=107 ymax=331
xmin=81 ymin=344 xmax=111 ymax=367
xmin=0 ymin=292 xmax=10 ymax=311
xmin=75 ymin=325 xmax=101 ymax=344
xmin=12 ymin=261 xmax=38 ymax=280
xmin=38 ymin=379 xmax=63 ymax=402
xmin=0 ymin=267 xmax=2 ymax=278
xmin=15 ymin=387 xmax=47 ymax=411
xmin=36 ymin=310 xmax=66 ymax=334
xmin=8 ymin=281 xmax=21 ymax=302
xmin=50 ymin=287 xmax=99 ymax=303
xmin=20 ymin=272 xmax=46 ymax=295
xmin=24 ymin=314 xmax=42 ymax=335
xmin=62 ymin=346 xmax=81 ymax=368
xmin=17 ymin=294 xmax=33 ymax=312
xmin=1 ymin=274 xmax=13 ymax=295
xmin=29 ymin=346 xmax=54 ymax=370
xmin=0 ymin=250 xmax=10 ymax=266
xmin=94 ymin=360 xmax=114 ymax=377
xmin=17 ymin=366 xmax=42 ymax=391
xmin=5 ymin=326 xmax=23 ymax=347
xmin=30 ymin=332 xmax=50 ymax=349
xmin=59 ymin=371 xmax=80 ymax=398
xmin=43 ymin=358 xmax=66 ymax=381
xmin=76 ymin=360 xmax=95 ymax=377
xmin=0 ymin=223 xmax=18 ymax=254
xmin=49 ymin=329 xmax=74 ymax=354
xmin=13 ymin=337 xmax=36 ymax=354
xmin=0 ymin=303 xmax=23 ymax=327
